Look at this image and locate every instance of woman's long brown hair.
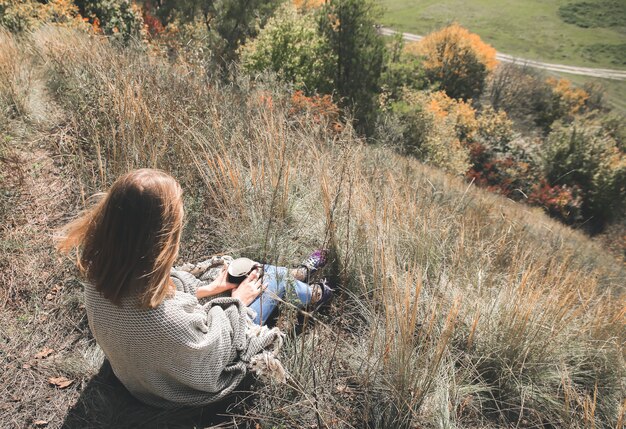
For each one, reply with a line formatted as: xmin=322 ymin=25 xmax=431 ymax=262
xmin=57 ymin=169 xmax=184 ymax=308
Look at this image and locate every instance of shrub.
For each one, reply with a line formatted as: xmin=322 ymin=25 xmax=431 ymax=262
xmin=383 ymin=90 xmax=471 ymax=175
xmin=74 ymin=0 xmax=145 ymax=42
xmin=293 ymin=0 xmax=325 ymax=10
xmin=240 ymin=4 xmax=335 ymax=94
xmin=465 ymin=108 xmax=543 ymax=199
xmin=425 ymin=90 xmax=479 ymax=142
xmin=466 ymin=144 xmax=536 ymax=199
xmin=141 ymin=5 xmax=164 ymax=37
xmin=289 ymin=90 xmax=343 ymax=133
xmin=407 ymin=23 xmax=497 ymax=101
xmin=533 ymin=77 xmax=590 ymax=130
xmin=486 ymin=63 xmax=547 ymax=121
xmin=0 ymin=0 xmax=85 ymax=33
xmin=542 ymin=120 xmax=626 ymax=230
xmin=528 ymin=180 xmax=583 ymax=223
xmin=486 ymin=64 xmax=595 ymax=132
xmin=475 ymin=107 xmax=515 ymax=154
xmin=382 ymin=90 xmax=524 ymax=181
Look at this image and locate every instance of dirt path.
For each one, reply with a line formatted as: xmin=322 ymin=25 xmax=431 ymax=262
xmin=379 ymin=27 xmax=626 ymax=80
xmin=0 ymin=51 xmax=95 ymax=428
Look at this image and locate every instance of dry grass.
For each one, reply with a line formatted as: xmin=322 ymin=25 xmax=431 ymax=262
xmin=1 ymin=26 xmax=624 ymax=428
xmin=0 ymin=29 xmax=33 ymax=121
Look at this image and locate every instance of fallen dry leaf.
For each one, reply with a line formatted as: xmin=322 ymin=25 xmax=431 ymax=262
xmin=22 ymin=363 xmax=32 ymax=369
xmin=34 ymin=347 xmax=54 ymax=359
xmin=48 ymin=376 xmax=73 ymax=389
xmin=336 ymin=383 xmax=355 ymax=394
xmin=33 ymin=420 xmax=48 ymax=427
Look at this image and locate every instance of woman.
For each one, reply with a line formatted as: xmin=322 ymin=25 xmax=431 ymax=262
xmin=57 ymin=169 xmax=330 ymax=407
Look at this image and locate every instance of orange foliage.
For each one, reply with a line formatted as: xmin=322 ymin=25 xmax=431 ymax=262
xmin=293 ymin=0 xmax=326 ymax=10
xmin=256 ymin=91 xmax=274 ymax=110
xmin=546 ymin=77 xmax=589 ymax=115
xmin=142 ymin=2 xmax=164 ymax=36
xmin=409 ymin=23 xmax=498 ymax=72
xmin=1 ymin=0 xmax=88 ymax=31
xmin=425 ymin=91 xmax=478 ymax=142
xmin=290 ymin=90 xmax=342 ymax=132
xmin=91 ymin=16 xmax=101 ymax=33
xmin=406 ymin=23 xmax=497 ymax=100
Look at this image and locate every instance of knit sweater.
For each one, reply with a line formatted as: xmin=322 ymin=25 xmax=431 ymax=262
xmin=84 ymin=267 xmax=284 ymax=408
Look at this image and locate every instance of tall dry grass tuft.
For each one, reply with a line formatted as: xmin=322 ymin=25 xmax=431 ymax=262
xmin=0 ymin=29 xmax=32 ymax=121
xmin=5 ymin=27 xmax=622 ymax=427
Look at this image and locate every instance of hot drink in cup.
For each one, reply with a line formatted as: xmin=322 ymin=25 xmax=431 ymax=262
xmin=227 ymin=258 xmax=263 ymax=284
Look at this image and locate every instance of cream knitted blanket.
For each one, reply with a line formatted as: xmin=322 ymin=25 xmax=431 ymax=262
xmin=84 ymin=266 xmax=285 ymax=408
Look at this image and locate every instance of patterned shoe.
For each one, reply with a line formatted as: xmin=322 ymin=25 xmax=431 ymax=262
xmin=299 ymin=249 xmax=329 ymax=282
xmin=311 ymin=279 xmax=333 ymax=312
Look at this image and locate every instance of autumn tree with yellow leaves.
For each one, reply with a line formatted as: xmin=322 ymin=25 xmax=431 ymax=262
xmin=407 ymin=23 xmax=497 ymax=101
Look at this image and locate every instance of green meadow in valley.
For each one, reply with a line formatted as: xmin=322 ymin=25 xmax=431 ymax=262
xmin=380 ymin=0 xmax=626 ymax=69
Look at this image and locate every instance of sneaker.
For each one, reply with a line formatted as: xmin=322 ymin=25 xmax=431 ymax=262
xmin=299 ymin=249 xmax=329 ymax=282
xmin=310 ymin=279 xmax=333 ymax=311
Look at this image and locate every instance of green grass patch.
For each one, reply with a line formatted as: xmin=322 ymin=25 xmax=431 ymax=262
xmin=558 ymin=1 xmax=626 ymax=28
xmin=379 ymin=0 xmax=626 ymax=69
xmin=582 ymin=43 xmax=626 ymax=67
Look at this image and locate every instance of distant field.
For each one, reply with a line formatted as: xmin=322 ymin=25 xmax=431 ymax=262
xmin=379 ymin=0 xmax=626 ymax=70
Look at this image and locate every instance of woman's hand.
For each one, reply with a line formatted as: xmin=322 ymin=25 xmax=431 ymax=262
xmin=195 ymin=265 xmax=238 ymax=299
xmin=231 ymin=269 xmax=267 ymax=306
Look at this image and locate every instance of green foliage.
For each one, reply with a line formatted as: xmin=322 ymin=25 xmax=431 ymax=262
xmin=542 ymin=120 xmax=626 ymax=229
xmin=75 ymin=0 xmax=144 ymax=41
xmin=488 ymin=64 xmax=594 ymax=132
xmin=380 ymin=91 xmax=471 ymax=175
xmin=558 ymin=1 xmax=626 ymax=28
xmin=601 ymin=113 xmax=626 ymax=151
xmin=318 ymin=0 xmax=385 ymax=132
xmin=240 ymin=4 xmax=335 ymax=94
xmin=380 ymin=35 xmax=427 ymax=101
xmin=152 ymin=0 xmax=280 ymax=70
xmin=581 ymin=42 xmax=626 ymax=67
xmin=475 ymin=107 xmax=515 ymax=154
xmin=0 ymin=0 xmax=41 ymax=32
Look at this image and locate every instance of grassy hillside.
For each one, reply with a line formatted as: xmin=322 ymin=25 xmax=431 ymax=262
xmin=1 ymin=27 xmax=625 ymax=428
xmin=380 ymin=0 xmax=626 ymax=70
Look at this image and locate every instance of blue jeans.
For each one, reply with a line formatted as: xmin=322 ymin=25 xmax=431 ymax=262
xmin=248 ymin=264 xmax=314 ymax=325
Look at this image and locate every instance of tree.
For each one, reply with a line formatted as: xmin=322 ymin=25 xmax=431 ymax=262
xmin=240 ymin=4 xmax=335 ymax=94
xmin=318 ymin=0 xmax=385 ymax=132
xmin=380 ymin=34 xmax=427 ymax=101
xmin=145 ymin=0 xmax=280 ymax=70
xmin=407 ymin=23 xmax=497 ymax=101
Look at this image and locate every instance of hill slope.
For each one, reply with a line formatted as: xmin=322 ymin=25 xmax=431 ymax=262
xmin=1 ymin=28 xmax=624 ymax=428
